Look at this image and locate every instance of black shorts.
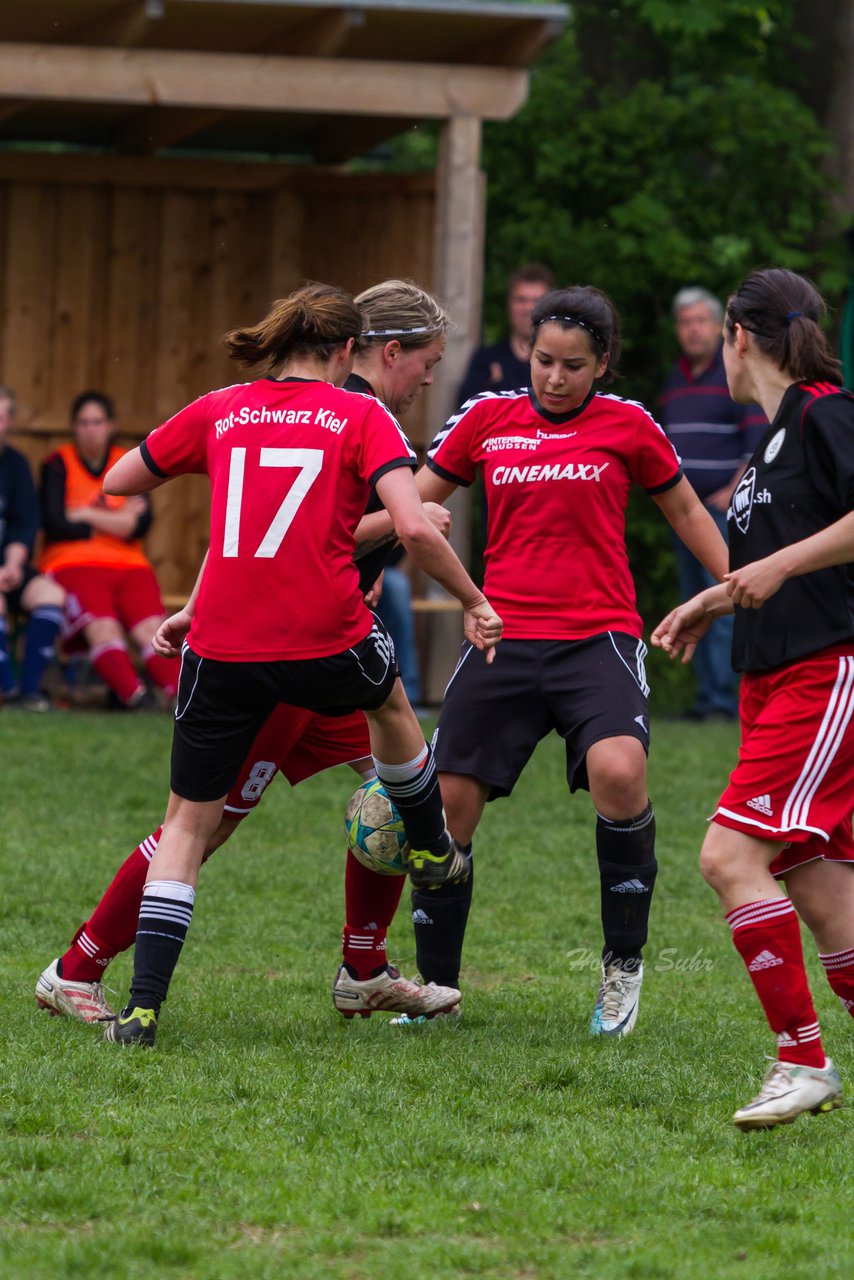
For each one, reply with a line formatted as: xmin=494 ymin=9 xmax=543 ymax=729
xmin=171 ymin=619 xmax=397 ymax=802
xmin=433 ymin=633 xmax=650 ymax=799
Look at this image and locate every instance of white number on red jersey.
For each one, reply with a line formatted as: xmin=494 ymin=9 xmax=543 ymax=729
xmin=222 ymin=447 xmax=324 ymax=558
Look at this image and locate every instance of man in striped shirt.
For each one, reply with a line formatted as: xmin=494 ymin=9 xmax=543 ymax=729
xmin=659 ymin=287 xmax=767 ymax=720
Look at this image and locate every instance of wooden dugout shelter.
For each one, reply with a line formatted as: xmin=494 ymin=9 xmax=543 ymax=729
xmin=0 ymin=0 xmax=566 ymax=689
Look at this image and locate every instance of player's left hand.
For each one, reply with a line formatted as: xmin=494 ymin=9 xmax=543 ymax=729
xmin=364 ymin=572 xmax=383 ymax=610
xmin=423 ymin=502 xmax=452 ymax=539
xmin=464 ymin=598 xmax=503 ymax=664
xmin=724 ymin=553 xmax=787 ymax=609
xmin=153 ymin=607 xmax=193 ymax=658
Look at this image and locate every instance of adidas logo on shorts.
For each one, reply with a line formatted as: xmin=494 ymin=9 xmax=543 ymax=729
xmin=746 ymin=793 xmax=773 ymax=816
xmin=610 ymin=879 xmax=648 ymax=893
xmin=749 ymin=949 xmax=784 ymax=972
xmin=412 ymin=909 xmax=434 ymax=925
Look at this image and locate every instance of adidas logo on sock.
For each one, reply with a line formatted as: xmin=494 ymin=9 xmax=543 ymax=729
xmin=611 ymin=879 xmax=648 ymax=893
xmin=746 ymin=793 xmax=773 ymax=816
xmin=749 ymin=949 xmax=784 ymax=971
xmin=412 ymin=909 xmax=434 ymax=925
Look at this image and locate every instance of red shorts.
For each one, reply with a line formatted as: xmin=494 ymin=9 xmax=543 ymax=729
xmin=223 ymin=704 xmax=372 ymax=819
xmin=712 ymin=645 xmax=854 ymax=877
xmin=53 ymin=564 xmax=164 ymax=647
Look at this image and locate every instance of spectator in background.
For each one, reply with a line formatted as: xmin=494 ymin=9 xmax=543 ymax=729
xmin=39 ymin=391 xmax=177 ymax=710
xmin=0 ymin=387 xmax=65 ymax=711
xmin=457 ymin=263 xmax=556 ymax=405
xmin=374 ymin=548 xmax=422 ymax=709
xmin=459 ymin=264 xmax=557 ymax=552
xmin=659 ymin=287 xmax=767 ymax=721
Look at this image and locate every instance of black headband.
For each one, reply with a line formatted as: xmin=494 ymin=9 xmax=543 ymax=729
xmin=537 ymin=313 xmax=607 ymax=350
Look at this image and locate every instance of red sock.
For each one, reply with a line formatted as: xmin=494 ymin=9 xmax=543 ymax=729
xmin=342 ymin=848 xmax=406 ymax=979
xmin=91 ymin=640 xmax=143 ymax=705
xmin=727 ymin=897 xmax=825 ymax=1068
xmin=141 ymin=645 xmax=179 ymax=698
xmin=819 ymin=946 xmax=854 ymax=1019
xmin=60 ymin=828 xmax=162 ymax=981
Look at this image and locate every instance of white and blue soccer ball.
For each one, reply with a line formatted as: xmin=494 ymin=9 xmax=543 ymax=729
xmin=344 ymin=778 xmax=408 ymax=876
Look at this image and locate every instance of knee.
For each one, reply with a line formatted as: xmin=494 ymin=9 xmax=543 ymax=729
xmin=699 ymin=828 xmax=737 ymax=892
xmin=591 ymin=761 xmax=647 ymax=817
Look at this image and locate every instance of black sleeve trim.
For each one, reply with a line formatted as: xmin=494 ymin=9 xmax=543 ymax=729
xmin=367 ymin=456 xmax=417 ymax=489
xmin=140 ymin=439 xmax=169 ymax=479
xmin=41 ymin=454 xmax=93 ymax=542
xmin=426 ymin=458 xmax=471 ymax=489
xmin=645 ymin=466 xmax=683 ymax=496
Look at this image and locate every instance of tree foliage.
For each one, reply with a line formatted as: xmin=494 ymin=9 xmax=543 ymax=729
xmin=383 ymin=3 xmax=844 ymax=706
xmin=475 ymin=2 xmax=844 ymax=705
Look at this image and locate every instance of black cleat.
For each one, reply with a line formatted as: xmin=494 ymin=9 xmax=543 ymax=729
xmin=404 ymin=838 xmax=472 ymax=890
xmin=102 ymin=1006 xmax=158 ymax=1047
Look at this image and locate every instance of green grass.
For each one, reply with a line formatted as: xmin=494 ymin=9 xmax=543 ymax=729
xmin=1 ymin=711 xmax=852 ymax=1279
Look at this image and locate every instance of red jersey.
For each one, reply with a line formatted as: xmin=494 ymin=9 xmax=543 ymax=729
xmin=428 ymin=389 xmax=681 ymax=640
xmin=142 ymin=377 xmax=415 ymax=660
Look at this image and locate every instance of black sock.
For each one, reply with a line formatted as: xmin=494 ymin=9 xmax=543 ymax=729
xmin=127 ymin=880 xmax=195 ymax=1016
xmin=374 ymin=744 xmax=451 ymax=857
xmin=412 ymin=849 xmax=473 ymax=987
xmin=596 ymin=806 xmax=657 ymax=971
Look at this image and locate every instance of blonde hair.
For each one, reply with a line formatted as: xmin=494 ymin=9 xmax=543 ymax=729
xmin=224 ymin=282 xmax=363 ymax=370
xmin=355 ymin=280 xmax=449 ymax=349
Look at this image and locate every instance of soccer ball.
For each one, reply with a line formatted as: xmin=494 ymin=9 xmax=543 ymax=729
xmin=344 ymin=779 xmax=408 ymax=876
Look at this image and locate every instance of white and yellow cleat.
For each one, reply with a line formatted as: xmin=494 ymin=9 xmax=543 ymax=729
xmin=36 ymin=958 xmax=116 ymax=1023
xmin=733 ymin=1058 xmax=844 ymax=1130
xmin=589 ymin=961 xmax=643 ymax=1037
xmin=332 ymin=964 xmax=461 ymax=1020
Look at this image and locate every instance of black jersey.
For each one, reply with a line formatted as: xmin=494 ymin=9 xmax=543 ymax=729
xmin=729 ymin=381 xmax=854 ymax=673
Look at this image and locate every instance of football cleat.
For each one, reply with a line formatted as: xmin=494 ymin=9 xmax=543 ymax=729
xmin=102 ymin=1007 xmax=158 ymax=1047
xmin=332 ymin=964 xmax=461 ymax=1019
xmin=589 ymin=961 xmax=644 ymax=1037
xmin=732 ymin=1058 xmax=844 ymax=1130
xmin=36 ymin=958 xmax=116 ymax=1022
xmin=389 ymin=1006 xmax=461 ymax=1027
xmin=403 ymin=838 xmax=471 ymax=890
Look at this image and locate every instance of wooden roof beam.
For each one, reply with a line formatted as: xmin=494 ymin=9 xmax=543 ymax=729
xmin=0 ymin=43 xmax=528 ymax=121
xmin=264 ymin=8 xmax=365 ymax=58
xmin=66 ymin=0 xmax=162 ymax=48
xmin=469 ymin=17 xmax=564 ymax=68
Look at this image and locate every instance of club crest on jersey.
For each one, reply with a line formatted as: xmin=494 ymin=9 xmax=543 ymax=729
xmin=730 ymin=466 xmax=756 ymax=533
xmin=763 ymin=428 xmax=785 ymax=464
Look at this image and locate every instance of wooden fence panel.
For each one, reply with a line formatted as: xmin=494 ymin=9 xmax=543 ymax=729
xmin=1 ymin=165 xmax=436 ymax=596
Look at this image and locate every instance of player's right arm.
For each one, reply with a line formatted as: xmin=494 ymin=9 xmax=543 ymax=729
xmin=374 ymin=466 xmax=502 ymax=661
xmin=152 ymin=552 xmax=209 ymax=658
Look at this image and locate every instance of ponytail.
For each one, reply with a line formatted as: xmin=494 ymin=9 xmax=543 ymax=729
xmin=224 ymin=282 xmax=363 ymax=371
xmin=725 ymin=268 xmax=842 ymax=384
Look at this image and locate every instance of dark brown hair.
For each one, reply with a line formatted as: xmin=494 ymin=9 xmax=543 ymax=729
xmin=224 ymin=282 xmax=364 ymax=371
xmin=71 ymin=390 xmax=115 ymax=423
xmin=530 ymin=286 xmax=621 ymax=384
xmin=725 ymin=268 xmax=841 ymax=384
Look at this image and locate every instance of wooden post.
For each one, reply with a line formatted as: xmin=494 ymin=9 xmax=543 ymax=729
xmin=421 ymin=113 xmax=485 ymax=705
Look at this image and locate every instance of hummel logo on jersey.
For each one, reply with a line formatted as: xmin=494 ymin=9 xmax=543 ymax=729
xmin=749 ymin=950 xmax=784 ymax=971
xmin=611 ymin=879 xmax=649 ymax=894
xmin=492 ymin=461 xmax=609 ymax=486
xmin=412 ymin=909 xmax=434 ymax=925
xmin=746 ymin=793 xmax=773 ymax=816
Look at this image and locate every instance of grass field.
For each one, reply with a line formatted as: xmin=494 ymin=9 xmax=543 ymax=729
xmin=1 ymin=709 xmax=852 ymax=1280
